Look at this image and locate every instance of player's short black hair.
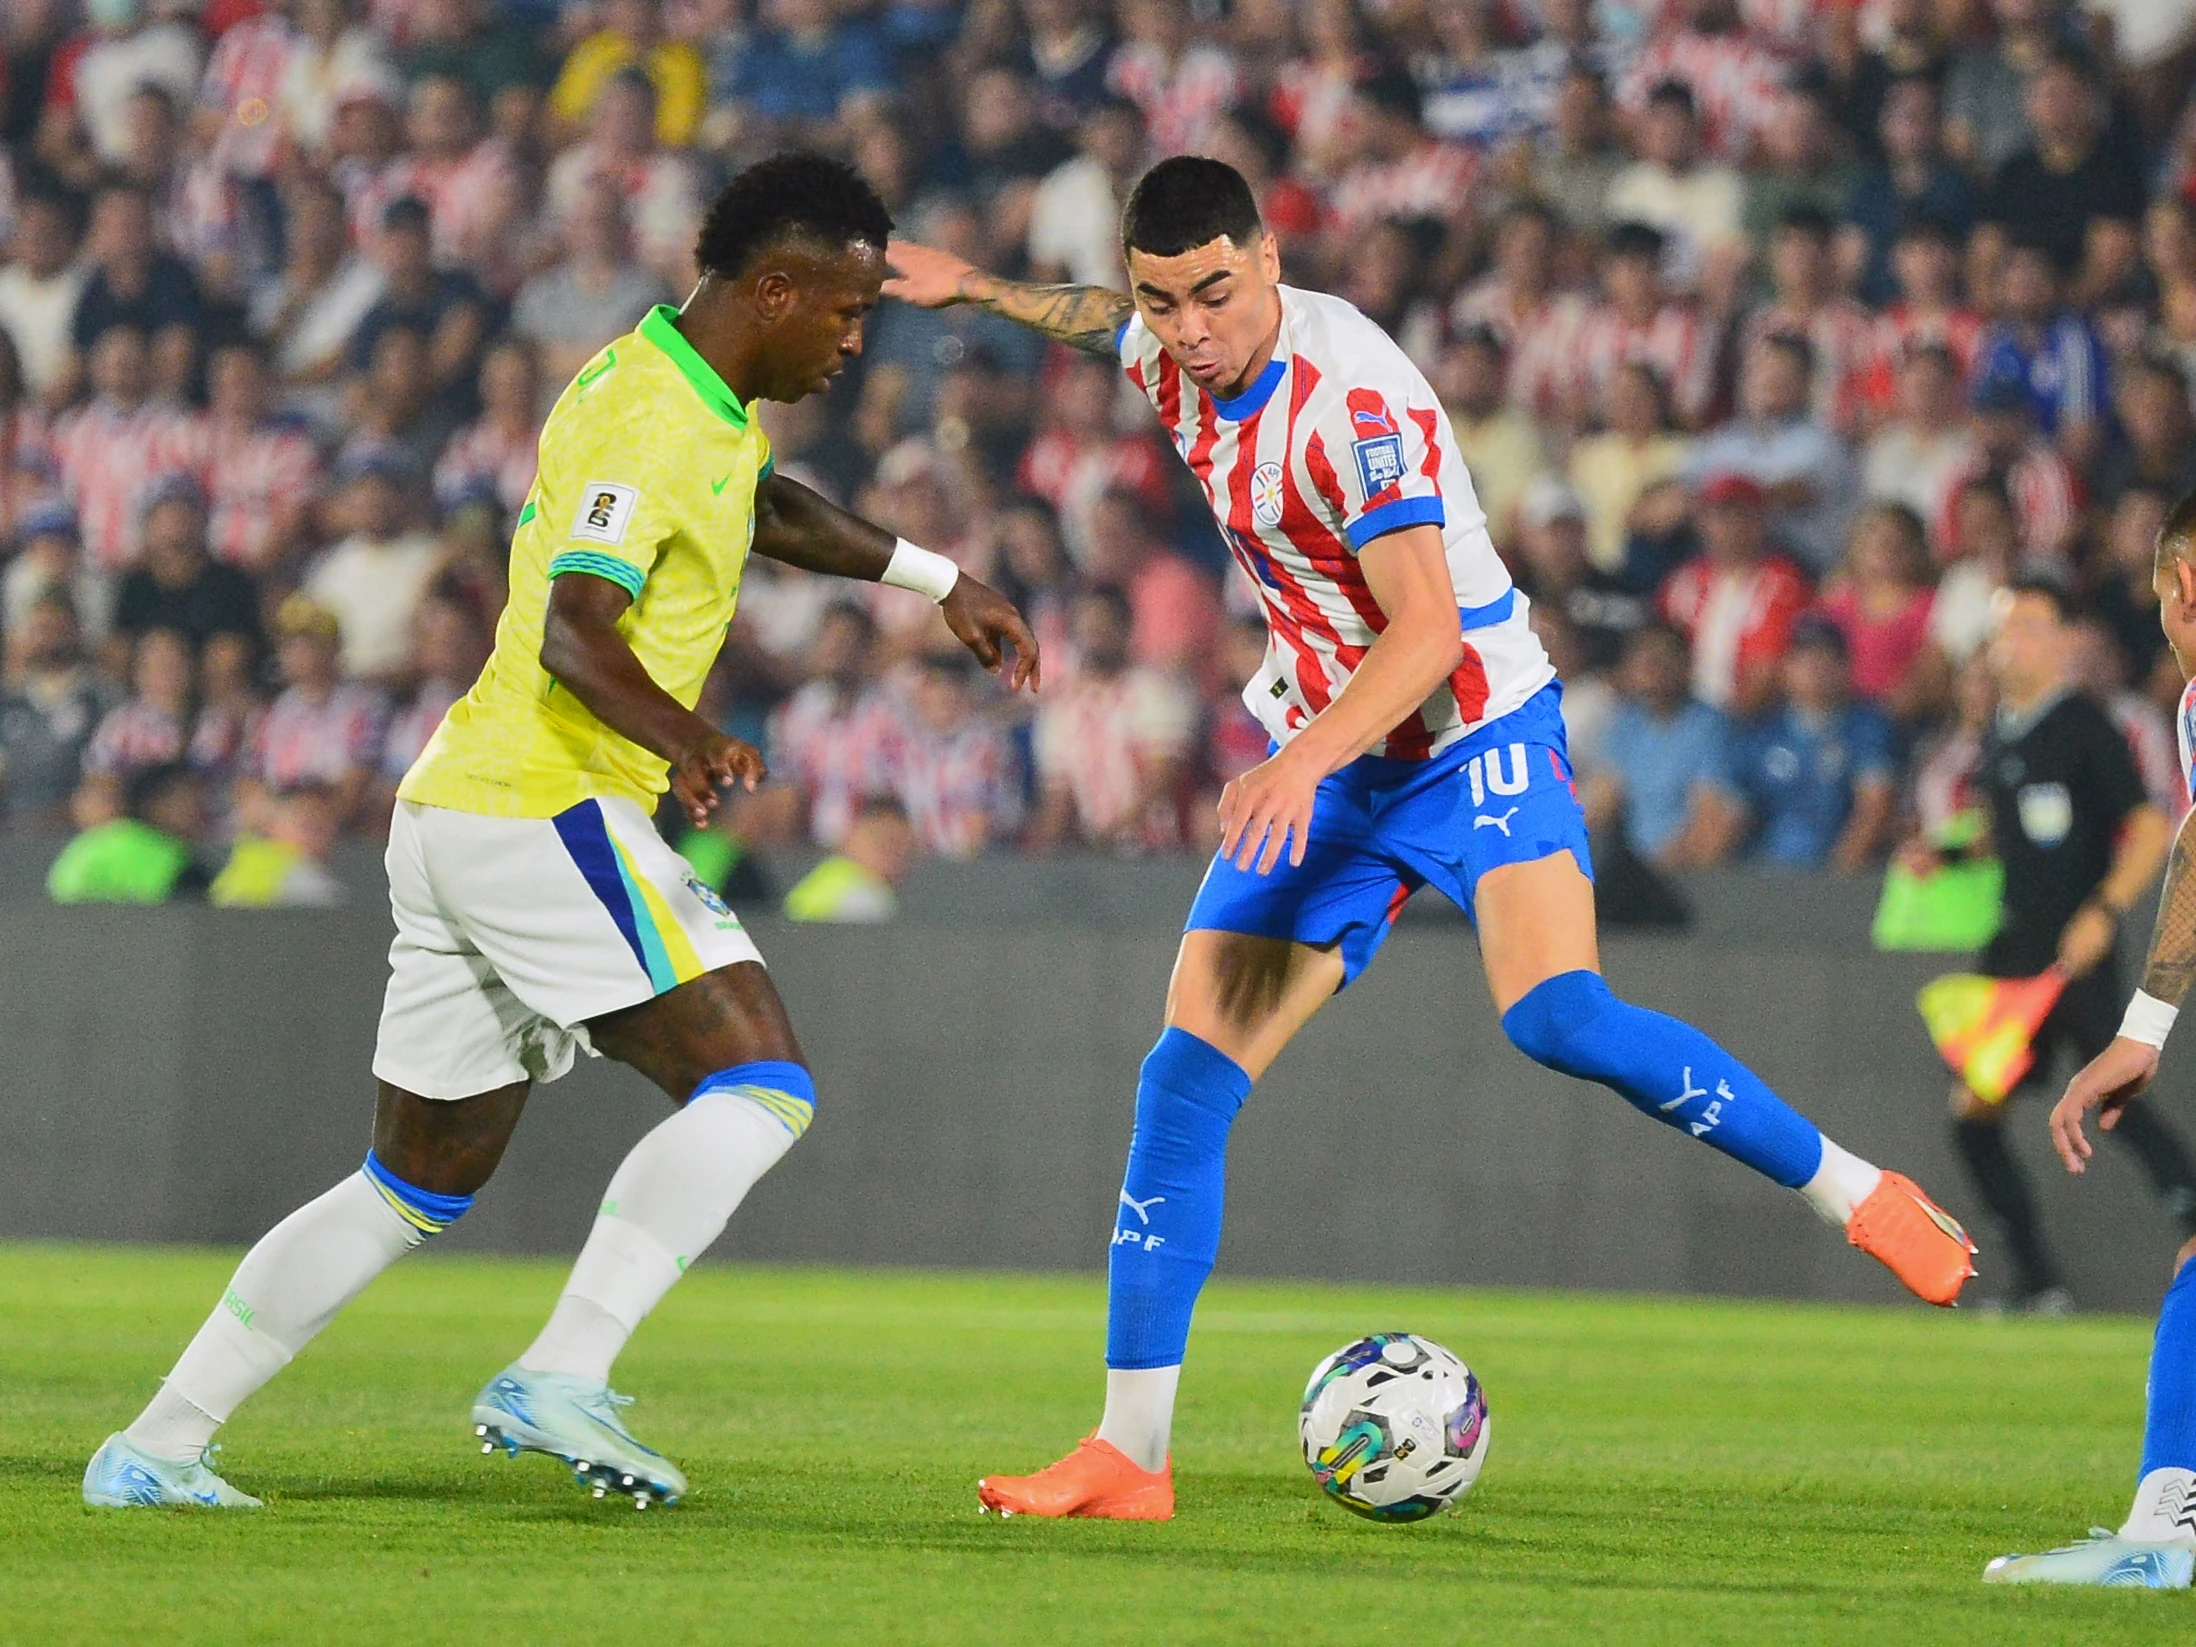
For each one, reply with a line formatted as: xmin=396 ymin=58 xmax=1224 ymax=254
xmin=1121 ymin=156 xmax=1262 ymax=258
xmin=693 ymin=152 xmax=895 ymax=283
xmin=2159 ymin=489 xmax=2196 ymax=566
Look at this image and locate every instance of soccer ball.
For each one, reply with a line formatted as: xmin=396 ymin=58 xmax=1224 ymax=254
xmin=1299 ymin=1332 xmax=1490 ymax=1522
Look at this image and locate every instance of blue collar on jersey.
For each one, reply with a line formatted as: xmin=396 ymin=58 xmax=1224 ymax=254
xmin=1208 ymin=354 xmax=1288 ymax=423
xmin=639 ymin=304 xmax=749 ymax=428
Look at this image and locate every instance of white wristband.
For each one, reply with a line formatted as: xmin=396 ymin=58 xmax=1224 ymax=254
xmin=881 ymin=538 xmax=960 ymax=604
xmin=2121 ymin=989 xmax=2180 ymax=1050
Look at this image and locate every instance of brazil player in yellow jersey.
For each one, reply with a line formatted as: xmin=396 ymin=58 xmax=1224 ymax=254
xmin=82 ymin=156 xmax=1038 ymax=1512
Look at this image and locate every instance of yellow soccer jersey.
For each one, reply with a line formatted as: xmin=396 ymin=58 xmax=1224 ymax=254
xmin=398 ymin=306 xmax=771 ymax=818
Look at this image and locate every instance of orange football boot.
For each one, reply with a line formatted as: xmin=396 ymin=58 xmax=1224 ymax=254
xmin=977 ymin=1435 xmax=1174 ymax=1520
xmin=1847 ymin=1170 xmax=1978 ymax=1306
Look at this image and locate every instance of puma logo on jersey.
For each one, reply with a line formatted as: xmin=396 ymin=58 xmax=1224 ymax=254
xmin=1473 ymin=806 xmax=1519 ymax=836
xmin=1118 ymin=1191 xmax=1165 ymax=1225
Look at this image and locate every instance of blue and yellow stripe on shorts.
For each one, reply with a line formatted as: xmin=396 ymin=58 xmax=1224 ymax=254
xmin=550 ymin=799 xmax=708 ymax=995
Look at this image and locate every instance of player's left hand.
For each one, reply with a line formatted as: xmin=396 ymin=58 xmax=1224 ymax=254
xmin=941 ymin=576 xmax=1041 ymax=691
xmin=2057 ymin=901 xmax=2118 ymax=978
xmin=1220 ymin=746 xmax=1321 ymax=875
xmin=2051 ymin=1035 xmax=2161 ymax=1172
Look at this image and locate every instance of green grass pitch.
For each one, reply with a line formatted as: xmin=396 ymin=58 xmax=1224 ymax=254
xmin=0 ymin=1242 xmax=2185 ymax=1645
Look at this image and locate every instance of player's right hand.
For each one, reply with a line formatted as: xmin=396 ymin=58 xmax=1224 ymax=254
xmin=883 ymin=240 xmax=977 ymax=309
xmin=670 ymin=732 xmax=767 ymax=828
xmin=2051 ymin=1035 xmax=2161 ymax=1173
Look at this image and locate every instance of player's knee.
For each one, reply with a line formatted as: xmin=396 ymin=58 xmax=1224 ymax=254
xmin=693 ymin=1058 xmax=816 ymax=1143
xmin=1500 ymin=969 xmax=1619 ymax=1080
xmin=1136 ymin=1028 xmax=1253 ymax=1137
xmin=362 ymin=1150 xmax=474 ymax=1238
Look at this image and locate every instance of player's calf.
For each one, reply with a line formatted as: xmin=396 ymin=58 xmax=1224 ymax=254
xmin=1501 ymin=969 xmax=1975 ymax=1304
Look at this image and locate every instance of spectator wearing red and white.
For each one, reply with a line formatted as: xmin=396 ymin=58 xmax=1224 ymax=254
xmin=764 ymin=602 xmax=907 ymax=849
xmin=895 ymin=651 xmax=1024 ymax=859
xmin=174 ymin=341 xmax=323 ymax=571
xmin=1324 ymin=68 xmax=1477 ymax=239
xmin=1571 ymin=220 xmax=1718 ymax=429
xmin=1030 ymin=584 xmax=1196 ymax=854
xmin=278 ymin=0 xmax=401 ymax=162
xmin=1618 ymin=0 xmax=1787 ymax=164
xmin=1106 ymin=0 xmax=1241 ymax=156
xmin=1266 ymin=0 xmax=1377 ymax=174
xmin=198 ymin=0 xmax=301 ymax=182
xmin=1659 ymin=471 xmax=1812 ymax=714
xmin=377 ymin=74 xmax=524 ymax=288
xmin=1016 ymin=353 xmax=1172 ymax=566
xmin=1744 ymin=205 xmax=1877 ymax=435
xmin=1859 ymin=342 xmax=1966 ymax=535
xmin=2070 ymin=613 xmax=2187 ymax=825
xmin=327 ymin=77 xmax=411 ymax=246
xmin=545 ymin=68 xmax=704 ymax=291
xmin=1451 ymin=199 xmax=1588 ymax=426
xmin=304 ymin=450 xmax=446 ymax=684
xmin=1082 ymin=486 xmax=1222 ymax=691
xmin=245 ymin=594 xmax=387 ymax=824
xmin=54 ymin=0 xmax=205 ymax=167
xmin=1930 ymin=375 xmax=2081 ymax=562
xmin=81 ymin=624 xmax=202 ymax=786
xmin=1604 ymin=77 xmax=1746 ymax=296
xmin=1855 ymin=216 xmax=1984 ymax=413
xmin=0 ymin=191 xmax=89 ymax=405
xmin=434 ymin=340 xmax=541 ymax=517
xmin=1689 ymin=329 xmax=1858 ymax=575
xmin=50 ymin=324 xmax=197 ymax=575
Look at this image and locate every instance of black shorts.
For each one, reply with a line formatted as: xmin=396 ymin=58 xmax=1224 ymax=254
xmin=1977 ymin=936 xmax=2120 ymax=1098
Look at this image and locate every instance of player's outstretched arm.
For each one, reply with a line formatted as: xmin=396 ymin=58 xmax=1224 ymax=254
xmin=752 ymin=472 xmax=1039 ymax=690
xmin=883 ymin=240 xmax=1133 ymax=357
xmin=2053 ymin=805 xmax=2196 ymax=1171
xmin=541 ymin=571 xmax=765 ymax=827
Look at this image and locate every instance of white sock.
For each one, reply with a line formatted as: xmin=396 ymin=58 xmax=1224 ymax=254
xmin=519 ymin=1090 xmax=800 ymax=1382
xmin=1096 ymin=1366 xmax=1180 ymax=1473
xmin=125 ymin=1172 xmax=422 ymax=1463
xmin=1798 ymin=1136 xmax=1884 ymax=1229
xmin=2123 ymin=1467 xmax=2196 ymax=1544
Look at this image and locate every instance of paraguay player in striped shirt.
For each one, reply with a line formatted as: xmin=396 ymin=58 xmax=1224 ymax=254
xmin=887 ymin=155 xmax=1981 ymax=1521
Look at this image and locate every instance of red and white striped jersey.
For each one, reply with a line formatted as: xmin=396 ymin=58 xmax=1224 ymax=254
xmin=50 ymin=398 xmax=199 ymax=572
xmin=1618 ymin=28 xmax=1789 ymax=162
xmin=1117 ymin=285 xmax=1552 ymax=761
xmin=170 ymin=413 xmax=324 ymax=569
xmin=1742 ymin=298 xmax=1880 ymax=435
xmin=1930 ymin=439 xmax=2082 ymax=561
xmin=199 ymin=15 xmax=298 ymax=180
xmin=1570 ymin=299 xmax=1719 ymax=427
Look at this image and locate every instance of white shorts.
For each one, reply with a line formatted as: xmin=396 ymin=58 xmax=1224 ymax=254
xmin=373 ymin=796 xmax=765 ymax=1100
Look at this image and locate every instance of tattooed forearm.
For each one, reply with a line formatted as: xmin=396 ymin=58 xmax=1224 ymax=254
xmin=960 ymin=275 xmax=1135 ymax=355
xmin=2141 ymin=811 xmax=2196 ymax=1006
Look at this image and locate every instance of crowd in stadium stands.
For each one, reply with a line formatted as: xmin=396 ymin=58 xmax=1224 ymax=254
xmin=2 ymin=0 xmax=2195 ymax=907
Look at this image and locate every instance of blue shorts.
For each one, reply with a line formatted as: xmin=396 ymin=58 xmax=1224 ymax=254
xmin=1185 ymin=682 xmax=1591 ymax=986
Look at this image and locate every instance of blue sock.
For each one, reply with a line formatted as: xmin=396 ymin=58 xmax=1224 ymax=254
xmin=361 ymin=1150 xmax=474 ymax=1236
xmin=2142 ymin=1257 xmax=2196 ymax=1479
xmin=1501 ymin=970 xmax=1824 ymax=1189
xmin=1106 ymin=1028 xmax=1252 ymax=1371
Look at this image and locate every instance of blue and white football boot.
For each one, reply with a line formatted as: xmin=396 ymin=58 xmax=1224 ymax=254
xmin=470 ymin=1363 xmax=688 ymax=1508
xmin=1984 ymin=1530 xmax=2195 ymax=1588
xmin=83 ymin=1433 xmax=262 ymax=1509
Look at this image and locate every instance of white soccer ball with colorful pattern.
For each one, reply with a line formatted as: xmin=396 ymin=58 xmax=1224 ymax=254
xmin=1299 ymin=1332 xmax=1490 ymax=1521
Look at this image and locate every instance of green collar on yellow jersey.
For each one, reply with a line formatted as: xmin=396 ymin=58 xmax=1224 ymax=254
xmin=638 ymin=305 xmax=748 ymax=428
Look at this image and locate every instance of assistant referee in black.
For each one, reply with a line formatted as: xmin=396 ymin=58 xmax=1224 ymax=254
xmin=1948 ymin=576 xmax=2196 ymax=1309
